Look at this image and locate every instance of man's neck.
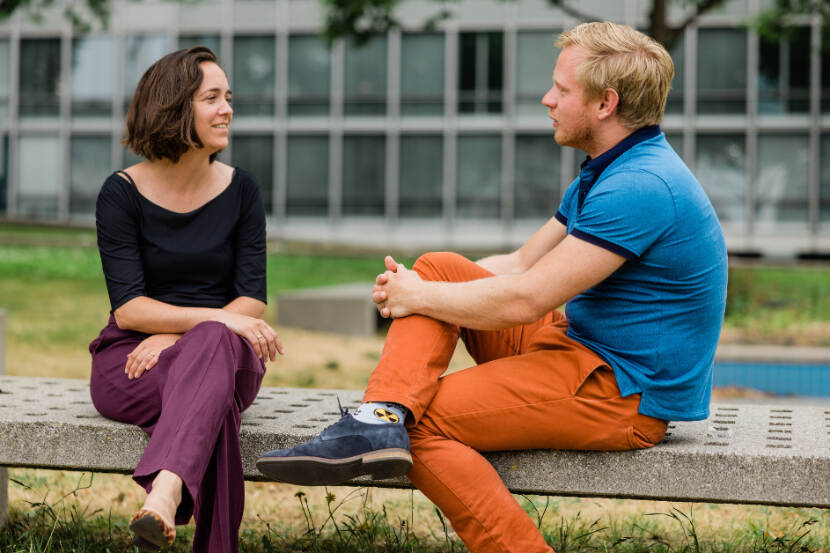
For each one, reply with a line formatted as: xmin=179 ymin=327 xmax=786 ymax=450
xmin=584 ymin=124 xmax=637 ymax=159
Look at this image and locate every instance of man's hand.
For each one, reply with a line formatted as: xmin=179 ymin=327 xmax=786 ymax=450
xmin=126 ymin=334 xmax=180 ymax=380
xmin=373 ymin=256 xmax=424 ymax=319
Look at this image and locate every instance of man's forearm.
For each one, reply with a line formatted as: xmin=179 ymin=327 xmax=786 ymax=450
xmin=413 ymin=275 xmax=541 ymax=330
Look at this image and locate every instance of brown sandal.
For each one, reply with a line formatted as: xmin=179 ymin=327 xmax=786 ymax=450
xmin=129 ymin=508 xmax=175 ymax=551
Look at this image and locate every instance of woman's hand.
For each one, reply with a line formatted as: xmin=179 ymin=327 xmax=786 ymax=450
xmin=126 ymin=334 xmax=181 ymax=380
xmin=212 ymin=310 xmax=284 ymax=362
xmin=372 ymin=256 xmax=424 ymax=319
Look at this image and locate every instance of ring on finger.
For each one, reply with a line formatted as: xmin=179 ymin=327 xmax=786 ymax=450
xmin=255 ymin=333 xmax=264 ymax=340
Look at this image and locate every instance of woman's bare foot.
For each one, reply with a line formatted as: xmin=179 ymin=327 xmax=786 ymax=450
xmin=129 ymin=470 xmax=182 ymax=550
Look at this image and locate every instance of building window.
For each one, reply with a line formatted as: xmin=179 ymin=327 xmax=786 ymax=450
xmin=288 ymin=35 xmax=330 ymax=116
xmin=70 ymin=136 xmax=112 ymax=216
xmin=0 ymin=40 xmax=10 ymax=124
xmin=457 ymin=135 xmax=501 ymax=217
xmin=231 ymin=134 xmax=274 ymax=214
xmin=458 ymin=32 xmax=503 ymax=114
xmin=344 ymin=37 xmax=387 ymax=116
xmin=664 ymin=133 xmax=685 ymax=161
xmin=399 ymin=134 xmax=442 ymax=217
xmin=758 ymin=26 xmax=810 ymax=114
xmin=343 ymin=135 xmax=385 ymax=215
xmin=400 ymin=33 xmax=444 ymax=116
xmin=286 ymin=135 xmax=329 ymax=216
xmin=665 ymin=34 xmax=684 ymax=115
xmin=233 ymin=36 xmax=276 ymax=117
xmin=516 ymin=31 xmax=557 ymax=117
xmin=697 ymin=29 xmax=747 ymax=114
xmin=124 ymin=35 xmax=172 ymax=110
xmin=515 ymin=134 xmax=559 ymax=219
xmin=72 ymin=37 xmax=116 ymax=118
xmin=20 ymin=39 xmax=61 ymax=119
xmin=0 ymin=135 xmax=8 ymax=214
xmin=755 ymin=133 xmax=809 ymax=231
xmin=695 ymin=134 xmax=746 ymax=223
xmin=17 ymin=134 xmax=61 ymax=218
xmin=822 ymin=32 xmax=830 ymax=113
xmin=821 ymin=134 xmax=830 ymax=222
xmin=179 ymin=35 xmax=221 ymax=58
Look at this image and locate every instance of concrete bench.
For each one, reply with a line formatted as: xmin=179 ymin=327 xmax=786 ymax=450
xmin=1 ymin=374 xmax=829 ymax=528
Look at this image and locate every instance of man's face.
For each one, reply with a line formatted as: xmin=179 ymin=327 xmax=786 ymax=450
xmin=541 ymin=46 xmax=595 ymax=152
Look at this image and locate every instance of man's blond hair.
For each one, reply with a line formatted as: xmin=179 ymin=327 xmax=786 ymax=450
xmin=556 ymin=22 xmax=674 ymax=129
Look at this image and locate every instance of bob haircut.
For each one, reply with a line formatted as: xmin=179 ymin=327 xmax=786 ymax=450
xmin=123 ymin=46 xmax=222 ymax=163
xmin=556 ymin=22 xmax=674 ymax=129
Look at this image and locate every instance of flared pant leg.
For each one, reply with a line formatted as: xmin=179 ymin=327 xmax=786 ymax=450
xmin=364 ymin=252 xmax=667 ymax=553
xmin=89 ymin=318 xmax=265 ymax=553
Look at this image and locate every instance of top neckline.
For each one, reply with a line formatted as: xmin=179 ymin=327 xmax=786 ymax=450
xmin=116 ymin=168 xmax=239 ymax=216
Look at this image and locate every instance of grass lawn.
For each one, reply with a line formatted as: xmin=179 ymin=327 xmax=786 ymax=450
xmin=1 ymin=231 xmax=829 ymax=551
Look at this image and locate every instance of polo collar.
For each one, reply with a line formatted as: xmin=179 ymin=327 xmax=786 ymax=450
xmin=577 ymin=125 xmax=661 ymax=212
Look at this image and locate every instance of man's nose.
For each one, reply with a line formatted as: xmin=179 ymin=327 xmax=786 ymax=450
xmin=541 ymin=86 xmax=557 ymax=107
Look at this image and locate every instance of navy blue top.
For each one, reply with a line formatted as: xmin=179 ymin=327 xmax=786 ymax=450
xmin=95 ymin=168 xmax=267 ymax=312
xmin=555 ymin=128 xmax=728 ymax=421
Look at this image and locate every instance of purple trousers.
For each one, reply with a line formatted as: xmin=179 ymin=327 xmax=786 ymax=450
xmin=89 ymin=316 xmax=265 ymax=553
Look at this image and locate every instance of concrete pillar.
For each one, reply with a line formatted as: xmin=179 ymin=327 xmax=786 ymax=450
xmin=0 ymin=309 xmax=7 ymax=527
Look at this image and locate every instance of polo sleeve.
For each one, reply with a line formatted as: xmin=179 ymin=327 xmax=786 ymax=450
xmin=555 ymin=178 xmax=579 ymax=225
xmin=570 ymin=170 xmax=675 ymax=260
xmin=96 ymin=176 xmax=146 ymax=311
xmin=232 ymin=172 xmax=268 ymax=303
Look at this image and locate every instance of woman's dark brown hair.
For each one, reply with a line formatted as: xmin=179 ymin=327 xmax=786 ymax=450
xmin=123 ymin=46 xmax=222 ymax=163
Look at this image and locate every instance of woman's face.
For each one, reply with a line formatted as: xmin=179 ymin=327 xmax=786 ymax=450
xmin=192 ymin=61 xmax=233 ymax=154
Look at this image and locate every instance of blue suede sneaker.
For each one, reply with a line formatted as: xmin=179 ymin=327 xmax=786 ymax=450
xmin=256 ymin=401 xmax=412 ymax=485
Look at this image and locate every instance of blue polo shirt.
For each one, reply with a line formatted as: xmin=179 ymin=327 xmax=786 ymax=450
xmin=555 ymin=126 xmax=727 ymax=421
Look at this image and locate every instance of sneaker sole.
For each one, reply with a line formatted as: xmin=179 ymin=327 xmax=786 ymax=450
xmin=256 ymin=448 xmax=413 ymax=485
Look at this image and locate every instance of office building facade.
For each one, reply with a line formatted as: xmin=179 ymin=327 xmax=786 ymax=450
xmin=0 ymin=0 xmax=828 ymax=255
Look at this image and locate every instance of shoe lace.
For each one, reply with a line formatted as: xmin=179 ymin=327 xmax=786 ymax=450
xmin=337 ymin=395 xmax=349 ymax=418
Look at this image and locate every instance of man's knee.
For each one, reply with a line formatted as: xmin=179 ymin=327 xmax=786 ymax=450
xmin=413 ymin=251 xmax=471 ymax=280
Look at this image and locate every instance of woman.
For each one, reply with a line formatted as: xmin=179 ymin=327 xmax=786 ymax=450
xmin=88 ymin=46 xmax=282 ymax=553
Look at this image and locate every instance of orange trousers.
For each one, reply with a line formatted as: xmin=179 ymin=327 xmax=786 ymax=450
xmin=363 ymin=252 xmax=667 ymax=553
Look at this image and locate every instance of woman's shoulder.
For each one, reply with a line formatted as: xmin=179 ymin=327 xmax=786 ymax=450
xmin=99 ymin=170 xmax=139 ymax=201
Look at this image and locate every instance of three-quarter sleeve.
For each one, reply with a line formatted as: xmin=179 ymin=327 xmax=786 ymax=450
xmin=232 ymin=172 xmax=267 ymax=303
xmin=96 ymin=176 xmax=146 ymax=311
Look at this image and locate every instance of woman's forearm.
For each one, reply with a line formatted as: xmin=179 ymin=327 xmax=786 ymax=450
xmin=223 ymin=296 xmax=267 ymax=319
xmin=114 ymin=296 xmax=222 ymax=334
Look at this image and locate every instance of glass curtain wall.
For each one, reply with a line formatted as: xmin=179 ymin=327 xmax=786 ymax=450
xmin=695 ymin=134 xmax=746 ymax=224
xmin=457 ymin=135 xmax=501 ymax=217
xmin=758 ymin=27 xmax=810 ymax=114
xmin=17 ymin=135 xmax=61 ymax=217
xmin=0 ymin=40 xmax=10 ymax=124
xmin=755 ymin=134 xmax=809 ymax=232
xmin=233 ymin=35 xmax=275 ymax=117
xmin=458 ymin=32 xmax=503 ymax=114
xmin=697 ymin=29 xmax=747 ymax=114
xmin=515 ymin=31 xmax=558 ymax=116
xmin=124 ymin=35 xmax=172 ymax=109
xmin=399 ymin=134 xmax=443 ymax=217
xmin=72 ymin=37 xmax=116 ymax=118
xmin=343 ymin=135 xmax=385 ymax=214
xmin=344 ymin=37 xmax=387 ymax=116
xmin=20 ymin=39 xmax=61 ymax=119
xmin=70 ymin=136 xmax=112 ymax=216
xmin=231 ymin=134 xmax=274 ymax=214
xmin=400 ymin=33 xmax=444 ymax=116
xmin=286 ymin=135 xmax=329 ymax=215
xmin=288 ymin=35 xmax=330 ymax=116
xmin=515 ymin=134 xmax=559 ymax=218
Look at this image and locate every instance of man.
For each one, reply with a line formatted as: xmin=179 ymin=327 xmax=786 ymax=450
xmin=258 ymin=21 xmax=727 ymax=553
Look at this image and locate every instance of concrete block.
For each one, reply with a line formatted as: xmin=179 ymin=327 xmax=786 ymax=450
xmin=276 ymin=283 xmax=379 ymax=336
xmin=0 ymin=375 xmax=828 ymax=507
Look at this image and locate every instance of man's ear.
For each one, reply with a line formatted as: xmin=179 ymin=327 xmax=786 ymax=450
xmin=596 ymin=88 xmax=620 ymax=121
